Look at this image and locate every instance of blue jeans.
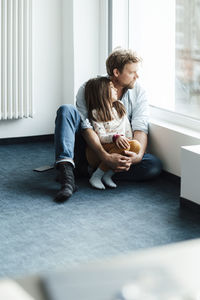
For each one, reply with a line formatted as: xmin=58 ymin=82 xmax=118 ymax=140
xmin=55 ymin=104 xmax=163 ymax=181
xmin=55 ymin=104 xmax=81 ymax=161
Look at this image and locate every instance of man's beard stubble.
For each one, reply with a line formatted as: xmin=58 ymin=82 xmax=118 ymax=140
xmin=125 ymin=80 xmax=135 ymax=89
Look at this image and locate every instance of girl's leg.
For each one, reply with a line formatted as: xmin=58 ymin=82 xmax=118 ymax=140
xmin=98 ymin=143 xmax=123 ymax=188
xmin=102 ymin=170 xmax=117 ymax=188
xmin=128 ymin=139 xmax=141 ymax=154
xmin=86 ymin=144 xmax=117 ymax=189
xmin=100 ymin=141 xmax=141 ymax=188
xmin=89 ymin=168 xmax=106 ymax=190
xmin=85 ymin=147 xmax=101 ymax=169
xmin=86 ymin=141 xmax=141 ymax=189
xmin=85 ymin=147 xmax=105 ymax=189
xmin=85 ymin=140 xmax=141 ymax=171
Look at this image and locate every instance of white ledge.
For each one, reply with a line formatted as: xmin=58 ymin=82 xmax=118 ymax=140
xmin=150 ymin=105 xmax=200 ymax=139
xmin=150 ymin=118 xmax=200 ymax=140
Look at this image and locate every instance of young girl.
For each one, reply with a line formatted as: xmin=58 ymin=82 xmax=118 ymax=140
xmin=85 ymin=77 xmax=141 ymax=189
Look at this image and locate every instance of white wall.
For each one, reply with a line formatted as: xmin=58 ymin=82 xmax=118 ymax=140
xmin=62 ymin=0 xmax=74 ymax=104
xmin=73 ymin=0 xmax=100 ymax=96
xmin=0 ymin=0 xmax=101 ymax=138
xmin=0 ymin=0 xmax=63 ymax=138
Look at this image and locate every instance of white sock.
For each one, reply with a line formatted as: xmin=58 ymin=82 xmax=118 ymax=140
xmin=102 ymin=170 xmax=117 ymax=188
xmin=89 ymin=168 xmax=105 ymax=190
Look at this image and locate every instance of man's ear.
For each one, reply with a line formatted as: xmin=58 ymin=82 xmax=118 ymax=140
xmin=113 ymin=68 xmax=119 ymax=77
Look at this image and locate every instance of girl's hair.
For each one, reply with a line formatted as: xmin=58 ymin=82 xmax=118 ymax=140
xmin=85 ymin=77 xmax=126 ymax=122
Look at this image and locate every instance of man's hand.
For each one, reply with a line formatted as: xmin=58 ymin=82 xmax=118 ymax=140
xmin=104 ymin=150 xmax=143 ymax=172
xmin=83 ymin=129 xmax=132 ymax=172
xmin=123 ymin=150 xmax=143 ymax=165
xmin=115 ymin=136 xmax=130 ymax=149
xmin=103 ymin=152 xmax=132 ymax=172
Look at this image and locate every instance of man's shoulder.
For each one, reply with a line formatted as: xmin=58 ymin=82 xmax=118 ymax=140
xmin=77 ymin=82 xmax=86 ymax=93
xmin=76 ymin=82 xmax=87 ymax=103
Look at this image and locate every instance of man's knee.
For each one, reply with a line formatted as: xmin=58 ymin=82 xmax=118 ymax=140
xmin=57 ymin=104 xmax=78 ymax=117
xmin=56 ymin=104 xmax=80 ymax=126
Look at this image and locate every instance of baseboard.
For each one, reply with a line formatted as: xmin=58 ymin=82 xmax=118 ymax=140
xmin=180 ymin=197 xmax=200 ymax=212
xmin=0 ymin=134 xmax=54 ymax=145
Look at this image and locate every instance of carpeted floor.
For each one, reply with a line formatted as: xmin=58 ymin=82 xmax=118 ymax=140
xmin=0 ymin=140 xmax=200 ymax=278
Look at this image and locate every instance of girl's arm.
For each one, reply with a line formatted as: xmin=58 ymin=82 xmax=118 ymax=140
xmin=92 ymin=121 xmax=114 ymax=144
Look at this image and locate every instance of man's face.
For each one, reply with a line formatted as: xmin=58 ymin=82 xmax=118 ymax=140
xmin=115 ymin=62 xmax=139 ymax=89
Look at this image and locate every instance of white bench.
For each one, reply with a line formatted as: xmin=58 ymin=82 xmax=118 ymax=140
xmin=181 ymin=145 xmax=200 ymax=207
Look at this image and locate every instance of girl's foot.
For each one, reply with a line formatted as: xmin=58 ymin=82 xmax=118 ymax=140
xmin=89 ymin=168 xmax=105 ymax=190
xmin=102 ymin=170 xmax=117 ymax=188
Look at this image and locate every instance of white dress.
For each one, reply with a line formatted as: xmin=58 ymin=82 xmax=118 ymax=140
xmin=92 ymin=106 xmax=133 ymax=144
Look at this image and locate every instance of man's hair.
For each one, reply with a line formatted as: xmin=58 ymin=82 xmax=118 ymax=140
xmin=85 ymin=77 xmax=126 ymax=122
xmin=106 ymin=48 xmax=141 ymax=76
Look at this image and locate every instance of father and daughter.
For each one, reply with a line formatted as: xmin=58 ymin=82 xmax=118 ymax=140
xmin=54 ymin=48 xmax=162 ymax=202
xmin=85 ymin=76 xmax=141 ymax=190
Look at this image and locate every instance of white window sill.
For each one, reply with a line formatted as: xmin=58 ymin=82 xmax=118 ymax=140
xmin=150 ymin=105 xmax=200 ymax=139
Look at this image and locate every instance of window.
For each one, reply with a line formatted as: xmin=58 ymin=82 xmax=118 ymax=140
xmin=111 ymin=0 xmax=200 ymax=124
xmin=175 ymin=0 xmax=200 ymax=120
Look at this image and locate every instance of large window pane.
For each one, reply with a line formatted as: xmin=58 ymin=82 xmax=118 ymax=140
xmin=127 ymin=0 xmax=200 ymax=120
xmin=129 ymin=0 xmax=175 ymax=110
xmin=176 ymin=0 xmax=200 ymax=120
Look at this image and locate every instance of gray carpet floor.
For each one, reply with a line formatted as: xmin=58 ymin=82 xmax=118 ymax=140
xmin=0 ymin=140 xmax=200 ymax=278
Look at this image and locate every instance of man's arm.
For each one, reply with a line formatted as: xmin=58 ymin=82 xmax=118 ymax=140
xmin=82 ymin=128 xmax=131 ymax=171
xmin=134 ymin=130 xmax=147 ymax=157
xmin=123 ymin=130 xmax=147 ymax=164
xmin=124 ymin=82 xmax=149 ymax=165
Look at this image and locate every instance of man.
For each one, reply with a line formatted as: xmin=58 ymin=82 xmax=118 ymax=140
xmin=54 ymin=48 xmax=162 ymax=202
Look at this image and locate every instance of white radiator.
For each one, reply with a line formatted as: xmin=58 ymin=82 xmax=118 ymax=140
xmin=0 ymin=0 xmax=33 ymax=120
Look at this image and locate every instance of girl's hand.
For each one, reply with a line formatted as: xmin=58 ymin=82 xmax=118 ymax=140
xmin=115 ymin=135 xmax=130 ymax=149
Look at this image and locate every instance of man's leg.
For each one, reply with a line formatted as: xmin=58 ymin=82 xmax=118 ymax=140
xmin=113 ymin=153 xmax=162 ymax=181
xmin=73 ymin=130 xmax=88 ymax=179
xmin=54 ymin=104 xmax=81 ymax=202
